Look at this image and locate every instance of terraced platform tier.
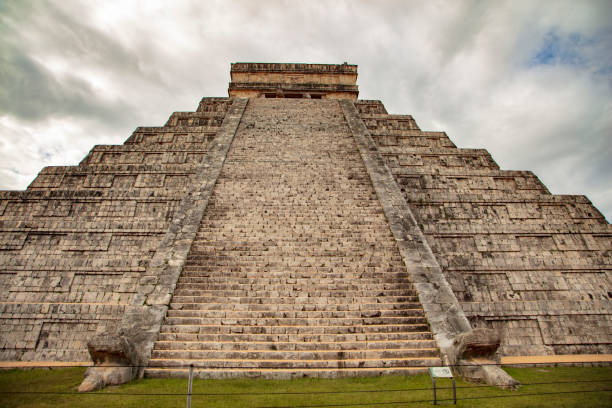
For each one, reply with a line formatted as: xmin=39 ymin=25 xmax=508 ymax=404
xmin=145 ymin=98 xmax=441 ymax=379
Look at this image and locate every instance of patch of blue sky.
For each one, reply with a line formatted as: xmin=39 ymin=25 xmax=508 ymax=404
xmin=528 ymin=30 xmax=591 ymax=68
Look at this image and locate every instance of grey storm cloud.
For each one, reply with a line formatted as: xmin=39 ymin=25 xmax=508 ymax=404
xmin=1 ymin=3 xmax=122 ymax=123
xmin=0 ymin=0 xmax=611 ymax=220
xmin=0 ymin=45 xmax=129 ymax=124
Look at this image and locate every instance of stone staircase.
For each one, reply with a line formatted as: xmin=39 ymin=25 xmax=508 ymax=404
xmin=145 ymin=98 xmax=441 ymax=378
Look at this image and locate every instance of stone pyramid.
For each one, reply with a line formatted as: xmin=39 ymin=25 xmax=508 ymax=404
xmin=0 ymin=63 xmax=609 ymax=384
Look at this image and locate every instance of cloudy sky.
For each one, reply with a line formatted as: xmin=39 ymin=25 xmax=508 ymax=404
xmin=1 ymin=0 xmax=611 ymax=220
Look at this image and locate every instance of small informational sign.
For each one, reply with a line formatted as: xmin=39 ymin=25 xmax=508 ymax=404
xmin=429 ymin=366 xmax=453 ymax=378
xmin=429 ymin=366 xmax=456 ymax=405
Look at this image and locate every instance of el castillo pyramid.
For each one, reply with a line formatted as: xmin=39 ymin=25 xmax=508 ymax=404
xmin=0 ymin=63 xmax=610 ymax=386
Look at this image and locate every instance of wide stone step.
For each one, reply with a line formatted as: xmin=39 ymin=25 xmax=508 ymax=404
xmin=176 ymin=276 xmax=411 ymax=285
xmin=196 ymin=219 xmax=387 ymax=224
xmin=194 ymin=226 xmax=392 ymax=233
xmin=181 ymin=264 xmax=408 ymax=271
xmin=147 ymin=357 xmax=441 ymax=369
xmin=197 ymin=215 xmax=387 ymax=220
xmin=169 ymin=302 xmax=424 ymax=311
xmin=188 ymin=246 xmax=400 ymax=252
xmin=184 ymin=253 xmax=401 ymax=258
xmin=153 ymin=339 xmax=437 ymax=351
xmin=165 ymin=308 xmax=424 ymax=319
xmin=144 ymin=366 xmax=432 ymax=379
xmin=189 ymin=243 xmax=399 ymax=250
xmin=184 ymin=255 xmax=405 ymax=263
xmin=181 ymin=264 xmax=407 ymax=271
xmin=194 ymin=230 xmax=387 ymax=235
xmin=170 ymin=289 xmax=418 ymax=297
xmin=186 ymin=251 xmax=401 ymax=258
xmin=169 ymin=296 xmax=420 ymax=304
xmin=159 ymin=323 xmax=430 ymax=335
xmin=162 ymin=316 xmax=427 ymax=326
xmin=156 ymin=331 xmax=435 ymax=343
xmin=178 ymin=270 xmax=411 ymax=278
xmin=189 ymin=246 xmax=402 ymax=250
xmin=150 ymin=348 xmax=439 ymax=361
xmin=173 ymin=282 xmax=415 ymax=291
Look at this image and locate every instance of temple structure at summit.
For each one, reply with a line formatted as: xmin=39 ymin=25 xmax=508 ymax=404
xmin=228 ymin=62 xmax=359 ymax=99
xmin=0 ymin=63 xmax=609 ymax=384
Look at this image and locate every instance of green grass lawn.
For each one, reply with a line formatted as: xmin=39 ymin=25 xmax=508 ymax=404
xmin=0 ymin=366 xmax=610 ymax=407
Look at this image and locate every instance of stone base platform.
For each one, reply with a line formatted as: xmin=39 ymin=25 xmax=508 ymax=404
xmin=500 ymin=354 xmax=612 ymax=366
xmin=2 ymin=354 xmax=610 ymax=371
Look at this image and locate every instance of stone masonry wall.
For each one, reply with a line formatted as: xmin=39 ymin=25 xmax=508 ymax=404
xmin=355 ymin=100 xmax=612 ymax=356
xmin=0 ymin=98 xmax=232 ymax=361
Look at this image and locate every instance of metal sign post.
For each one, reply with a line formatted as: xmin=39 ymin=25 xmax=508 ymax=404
xmin=187 ymin=364 xmax=194 ymax=408
xmin=429 ymin=366 xmax=456 ymax=405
